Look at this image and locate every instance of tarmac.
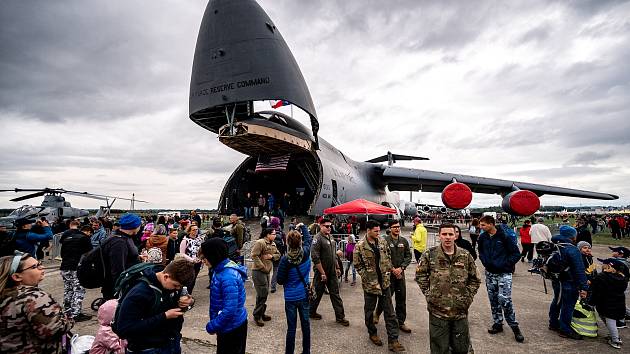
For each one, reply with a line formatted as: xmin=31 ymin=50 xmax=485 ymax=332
xmin=38 ymin=223 xmax=627 ymax=353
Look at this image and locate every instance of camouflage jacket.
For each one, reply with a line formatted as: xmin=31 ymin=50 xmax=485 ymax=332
xmin=415 ymin=245 xmax=481 ymax=320
xmin=353 ymin=236 xmax=393 ymax=295
xmin=0 ymin=285 xmax=74 ymax=354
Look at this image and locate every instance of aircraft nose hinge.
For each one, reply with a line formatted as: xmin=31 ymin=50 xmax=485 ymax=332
xmin=265 ymin=22 xmax=276 ymax=33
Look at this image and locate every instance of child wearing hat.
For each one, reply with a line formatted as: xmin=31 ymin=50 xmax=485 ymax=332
xmin=577 ymin=241 xmax=597 ymax=283
xmin=589 ymin=258 xmax=628 ymax=349
xmin=610 ymin=246 xmax=630 ymax=328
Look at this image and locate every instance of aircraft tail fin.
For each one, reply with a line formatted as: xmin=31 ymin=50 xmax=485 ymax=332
xmin=366 ymin=151 xmax=429 ymax=166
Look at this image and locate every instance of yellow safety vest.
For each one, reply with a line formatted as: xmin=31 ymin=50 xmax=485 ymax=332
xmin=571 ymin=302 xmax=598 ymax=338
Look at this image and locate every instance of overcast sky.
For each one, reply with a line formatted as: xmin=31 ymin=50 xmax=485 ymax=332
xmin=1 ymin=0 xmax=628 ymax=211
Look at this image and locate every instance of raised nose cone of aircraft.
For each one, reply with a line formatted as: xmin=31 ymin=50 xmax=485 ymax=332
xmin=189 ymin=0 xmax=318 ymax=140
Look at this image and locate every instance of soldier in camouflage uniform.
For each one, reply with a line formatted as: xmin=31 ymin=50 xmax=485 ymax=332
xmin=354 ymin=220 xmax=406 ymax=352
xmin=0 ymin=252 xmax=74 ymax=354
xmin=415 ymin=223 xmax=481 ymax=354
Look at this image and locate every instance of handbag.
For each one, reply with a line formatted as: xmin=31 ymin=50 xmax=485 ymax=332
xmin=293 ymin=263 xmax=316 ymax=302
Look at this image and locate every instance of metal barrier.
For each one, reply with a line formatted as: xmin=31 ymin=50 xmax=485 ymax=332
xmin=48 ymin=233 xmax=63 ymax=260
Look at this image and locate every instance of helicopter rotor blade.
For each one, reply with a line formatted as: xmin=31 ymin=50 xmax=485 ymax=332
xmin=10 ymin=191 xmax=47 ymax=202
xmin=64 ymin=191 xmax=109 ymax=201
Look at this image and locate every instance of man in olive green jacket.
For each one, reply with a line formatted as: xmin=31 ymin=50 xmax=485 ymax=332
xmin=354 ymin=220 xmax=405 ymax=353
xmin=415 ymin=223 xmax=481 ymax=354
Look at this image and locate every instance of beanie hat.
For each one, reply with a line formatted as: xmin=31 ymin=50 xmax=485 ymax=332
xmin=270 ymin=216 xmax=281 ymax=229
xmin=119 ymin=213 xmax=142 ymax=230
xmin=576 ymin=241 xmax=591 ymax=250
xmin=200 ymin=238 xmax=228 ymax=268
xmin=558 ymin=225 xmax=577 ymax=240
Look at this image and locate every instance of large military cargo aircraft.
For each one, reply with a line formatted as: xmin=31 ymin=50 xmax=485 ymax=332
xmin=188 ymin=0 xmax=618 ymax=217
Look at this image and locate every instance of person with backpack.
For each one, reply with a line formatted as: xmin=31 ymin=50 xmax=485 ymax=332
xmin=0 ymin=225 xmax=17 ymax=257
xmin=478 ymin=215 xmax=525 ymax=343
xmin=113 ymin=258 xmax=196 ymax=354
xmin=548 ymin=225 xmax=588 ymax=340
xmin=144 ymin=224 xmax=169 ymax=266
xmin=201 ymin=238 xmax=248 ymax=354
xmin=59 ymin=219 xmax=93 ymax=322
xmin=416 ymin=223 xmax=481 ymax=354
xmin=0 ymin=252 xmax=74 ymax=353
xmin=276 ymin=222 xmax=312 ymax=354
xmin=100 ymin=213 xmax=143 ymax=300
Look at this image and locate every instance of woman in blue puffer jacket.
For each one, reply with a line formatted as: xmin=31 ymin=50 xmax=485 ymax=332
xmin=200 ymin=238 xmax=248 ymax=354
xmin=277 ymin=223 xmax=312 ymax=354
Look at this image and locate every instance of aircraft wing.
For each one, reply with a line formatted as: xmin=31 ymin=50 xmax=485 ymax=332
xmin=380 ymin=165 xmax=618 ymax=200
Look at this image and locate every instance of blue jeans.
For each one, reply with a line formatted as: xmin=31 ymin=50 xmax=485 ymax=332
xmin=126 ymin=335 xmax=181 ymax=354
xmin=549 ymin=280 xmax=578 ymax=334
xmin=285 ymin=299 xmax=310 ymax=354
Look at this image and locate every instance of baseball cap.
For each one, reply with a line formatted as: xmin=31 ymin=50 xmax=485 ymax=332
xmin=609 ymin=246 xmax=630 ymax=258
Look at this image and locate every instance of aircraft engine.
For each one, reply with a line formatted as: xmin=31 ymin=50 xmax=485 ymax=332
xmin=401 ymin=201 xmax=418 ymax=217
xmin=441 ymin=182 xmax=473 ymax=210
xmin=501 ymin=190 xmax=540 ymax=216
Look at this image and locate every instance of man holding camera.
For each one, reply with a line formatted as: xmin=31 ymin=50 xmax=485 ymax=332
xmin=548 ymin=225 xmax=588 ymax=340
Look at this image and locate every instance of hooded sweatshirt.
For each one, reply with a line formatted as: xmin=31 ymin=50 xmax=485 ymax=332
xmin=90 ymin=299 xmax=127 ymax=354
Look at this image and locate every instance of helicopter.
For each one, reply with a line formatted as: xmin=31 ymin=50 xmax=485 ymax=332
xmin=0 ymin=188 xmax=147 ymax=228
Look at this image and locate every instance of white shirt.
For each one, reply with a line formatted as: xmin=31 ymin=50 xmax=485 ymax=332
xmin=529 ymin=223 xmax=552 ymax=243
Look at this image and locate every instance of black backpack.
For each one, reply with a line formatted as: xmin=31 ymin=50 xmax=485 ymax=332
xmin=111 ymin=262 xmax=163 ymax=337
xmin=77 ymin=240 xmax=108 ymax=289
xmin=0 ymin=231 xmax=17 ymax=257
xmin=223 ymin=234 xmax=238 ymax=259
xmin=542 ymin=243 xmax=571 ymax=280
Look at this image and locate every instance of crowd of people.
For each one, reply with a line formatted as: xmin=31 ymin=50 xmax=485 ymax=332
xmin=0 ymin=209 xmax=628 ymax=353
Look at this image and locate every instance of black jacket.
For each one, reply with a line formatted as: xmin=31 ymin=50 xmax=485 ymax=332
xmin=455 ymin=237 xmax=477 ymax=260
xmin=478 ymin=227 xmax=520 ymax=274
xmin=102 ymin=230 xmax=139 ymax=286
xmin=116 ymin=267 xmax=184 ymax=350
xmin=590 ymin=271 xmax=628 ymax=320
xmin=59 ymin=229 xmax=92 ymax=271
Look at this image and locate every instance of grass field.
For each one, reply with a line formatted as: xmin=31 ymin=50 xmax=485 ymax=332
xmin=513 ymin=216 xmax=630 ymax=247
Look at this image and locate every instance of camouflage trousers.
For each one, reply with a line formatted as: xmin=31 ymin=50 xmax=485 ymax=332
xmin=484 ymin=271 xmax=518 ymax=327
xmin=61 ymin=270 xmax=86 ymax=317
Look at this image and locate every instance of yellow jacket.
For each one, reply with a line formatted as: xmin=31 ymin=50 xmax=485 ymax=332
xmin=412 ymin=224 xmax=427 ymax=253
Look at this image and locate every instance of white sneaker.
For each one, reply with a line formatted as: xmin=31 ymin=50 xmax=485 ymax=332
xmin=608 ymin=339 xmax=621 ymax=349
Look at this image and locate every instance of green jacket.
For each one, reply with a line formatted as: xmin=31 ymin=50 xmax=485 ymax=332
xmin=353 ymin=236 xmax=392 ymax=295
xmin=384 ymin=234 xmax=412 ymax=270
xmin=415 ymin=245 xmax=481 ymax=320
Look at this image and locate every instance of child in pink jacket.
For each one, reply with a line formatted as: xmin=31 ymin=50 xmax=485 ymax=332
xmin=90 ymin=299 xmax=127 ymax=354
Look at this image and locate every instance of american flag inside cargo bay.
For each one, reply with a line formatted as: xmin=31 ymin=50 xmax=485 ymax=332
xmin=255 ymin=154 xmax=291 ymax=172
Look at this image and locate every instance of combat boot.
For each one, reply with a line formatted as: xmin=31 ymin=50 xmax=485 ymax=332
xmin=388 ymin=340 xmax=406 ymax=352
xmin=369 ymin=335 xmax=383 ymax=346
xmin=511 ymin=326 xmax=524 ymax=342
xmin=487 ymin=323 xmax=503 ymax=334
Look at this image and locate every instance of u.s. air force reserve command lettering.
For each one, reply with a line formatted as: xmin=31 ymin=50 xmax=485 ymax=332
xmin=190 ymin=77 xmax=271 ymax=97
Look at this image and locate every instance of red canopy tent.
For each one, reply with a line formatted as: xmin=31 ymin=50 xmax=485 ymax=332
xmin=323 ymin=199 xmax=397 ymax=216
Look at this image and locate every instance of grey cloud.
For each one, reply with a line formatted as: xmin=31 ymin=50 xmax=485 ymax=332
xmin=566 ymin=151 xmax=614 ymax=166
xmin=0 ymin=1 xmax=199 ymax=123
xmin=518 ymin=23 xmax=552 ymax=44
